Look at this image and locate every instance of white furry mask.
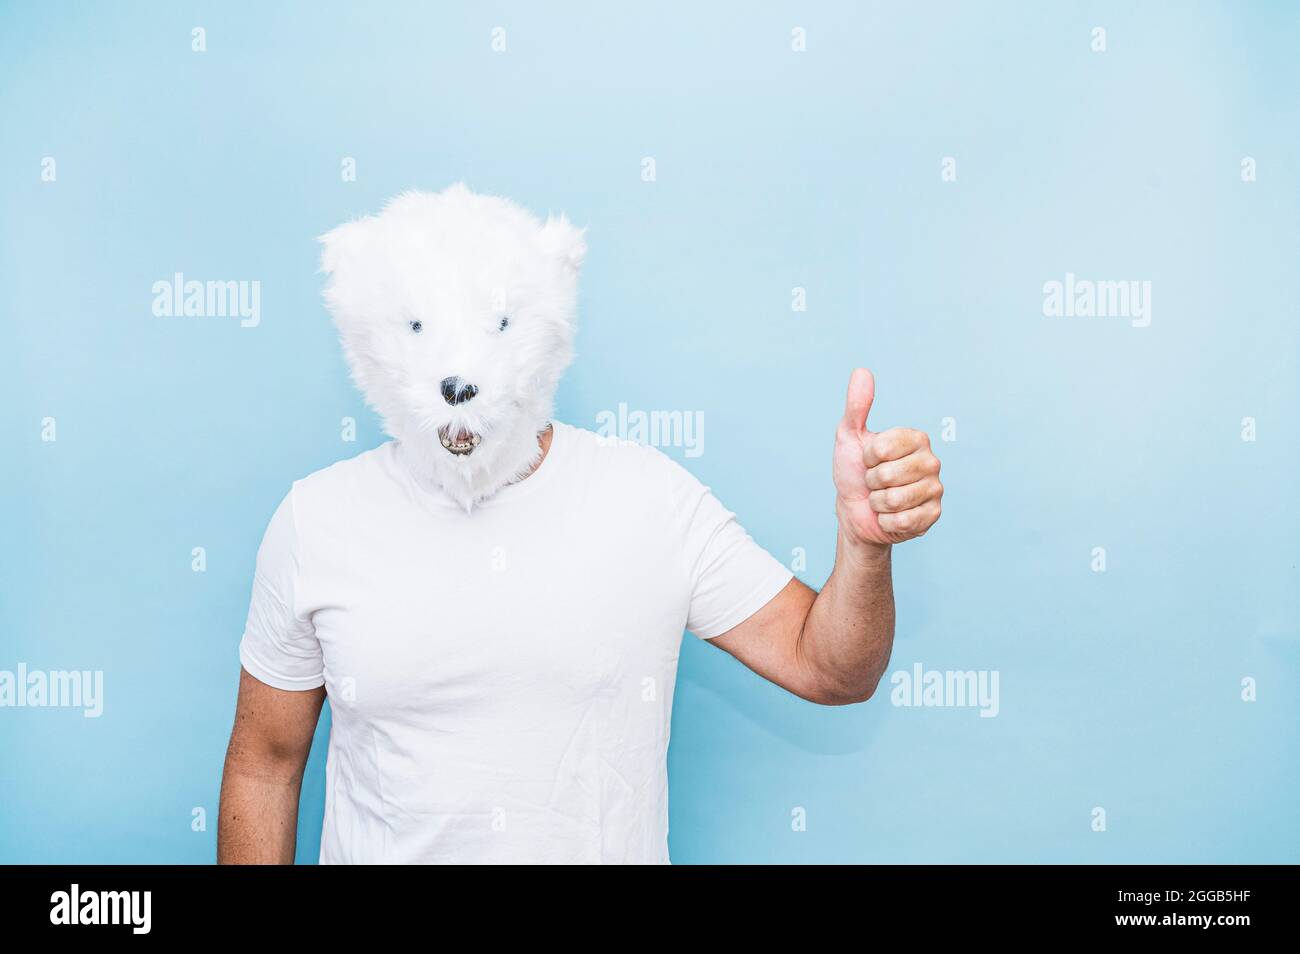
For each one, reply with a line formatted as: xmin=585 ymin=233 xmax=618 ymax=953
xmin=318 ymin=184 xmax=586 ymax=510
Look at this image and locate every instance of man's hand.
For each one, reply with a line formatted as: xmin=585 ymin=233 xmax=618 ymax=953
xmin=708 ymin=366 xmax=936 ymax=706
xmin=833 ymin=368 xmax=943 ymax=548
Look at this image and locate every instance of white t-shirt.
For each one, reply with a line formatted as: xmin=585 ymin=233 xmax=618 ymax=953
xmin=238 ymin=421 xmax=793 ymax=864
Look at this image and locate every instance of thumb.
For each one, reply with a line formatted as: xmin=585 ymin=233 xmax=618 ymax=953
xmin=841 ymin=368 xmax=876 ymax=435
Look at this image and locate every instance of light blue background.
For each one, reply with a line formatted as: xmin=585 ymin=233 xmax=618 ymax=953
xmin=2 ymin=1 xmax=1296 ymax=864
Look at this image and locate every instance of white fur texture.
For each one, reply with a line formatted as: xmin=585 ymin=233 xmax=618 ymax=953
xmin=319 ymin=184 xmax=586 ymax=510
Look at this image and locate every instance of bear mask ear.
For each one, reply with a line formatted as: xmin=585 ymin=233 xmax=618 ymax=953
xmin=539 ymin=213 xmax=587 ymax=273
xmin=317 ymin=216 xmax=373 ymax=276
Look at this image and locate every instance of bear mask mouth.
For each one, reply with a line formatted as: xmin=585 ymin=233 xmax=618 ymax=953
xmin=438 ymin=425 xmax=481 ymax=456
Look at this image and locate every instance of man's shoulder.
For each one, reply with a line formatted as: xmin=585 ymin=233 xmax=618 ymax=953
xmin=286 ymin=441 xmax=396 ymax=507
xmin=554 ymin=423 xmax=710 ymax=521
xmin=557 ymin=422 xmax=690 ymax=479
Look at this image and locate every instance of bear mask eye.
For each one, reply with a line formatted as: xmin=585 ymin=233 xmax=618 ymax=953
xmin=409 ymin=320 xmax=423 ymax=333
xmin=499 ymin=316 xmax=510 ymax=332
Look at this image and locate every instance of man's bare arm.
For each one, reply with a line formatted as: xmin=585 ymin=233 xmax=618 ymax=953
xmin=710 ymin=540 xmax=894 ymax=705
xmin=709 ymin=369 xmax=940 ymax=706
xmin=217 ymin=668 xmax=325 ymax=864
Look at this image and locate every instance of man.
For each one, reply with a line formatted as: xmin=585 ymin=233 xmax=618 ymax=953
xmin=218 ymin=185 xmax=943 ymax=864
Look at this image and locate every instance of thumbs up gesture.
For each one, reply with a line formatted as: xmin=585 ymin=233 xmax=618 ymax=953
xmin=833 ymin=369 xmax=943 ymax=548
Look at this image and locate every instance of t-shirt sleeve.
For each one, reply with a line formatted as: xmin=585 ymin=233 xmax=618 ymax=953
xmin=237 ymin=488 xmax=325 ymax=691
xmin=671 ymin=461 xmax=795 ymax=640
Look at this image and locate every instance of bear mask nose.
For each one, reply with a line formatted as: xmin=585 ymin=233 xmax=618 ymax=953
xmin=440 ymin=376 xmax=479 ymax=406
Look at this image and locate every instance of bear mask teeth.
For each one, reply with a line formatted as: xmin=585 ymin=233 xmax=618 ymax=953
xmin=438 ymin=426 xmax=481 ymax=455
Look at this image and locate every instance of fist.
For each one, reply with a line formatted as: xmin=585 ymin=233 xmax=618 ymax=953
xmin=833 ymin=368 xmax=943 ymax=548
